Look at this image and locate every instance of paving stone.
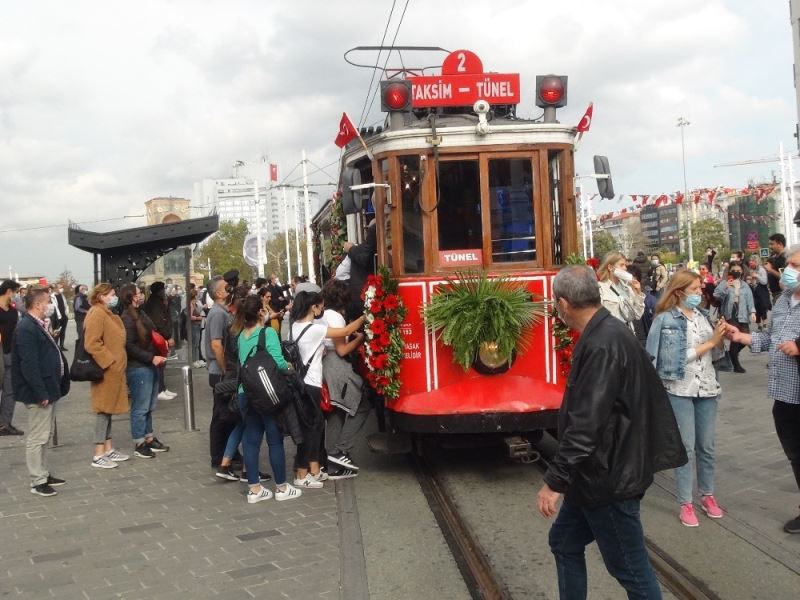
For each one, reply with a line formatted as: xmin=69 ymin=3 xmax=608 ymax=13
xmin=236 ymin=529 xmax=283 ymax=542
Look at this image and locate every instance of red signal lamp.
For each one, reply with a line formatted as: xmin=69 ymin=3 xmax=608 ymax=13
xmin=380 ymin=80 xmax=412 ymax=112
xmin=535 ymin=75 xmax=568 ymax=108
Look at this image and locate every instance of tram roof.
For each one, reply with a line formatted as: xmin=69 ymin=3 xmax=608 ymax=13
xmin=344 ymin=116 xmax=576 ymax=162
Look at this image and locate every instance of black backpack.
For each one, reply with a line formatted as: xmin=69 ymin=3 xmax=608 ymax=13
xmin=281 ymin=322 xmax=314 ymax=379
xmin=239 ymin=328 xmax=291 ymax=415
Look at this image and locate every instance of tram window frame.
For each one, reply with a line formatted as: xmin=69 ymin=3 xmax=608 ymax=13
xmin=435 ymin=157 xmax=484 ymax=261
xmin=486 ymin=156 xmax=536 ymax=265
xmin=398 ymin=155 xmax=425 ymax=274
xmin=548 ymin=149 xmax=564 ymax=266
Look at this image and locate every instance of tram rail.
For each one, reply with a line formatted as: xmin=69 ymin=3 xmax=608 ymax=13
xmin=412 ymin=440 xmax=718 ymax=600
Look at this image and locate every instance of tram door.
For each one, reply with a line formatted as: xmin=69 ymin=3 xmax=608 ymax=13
xmin=436 ymin=159 xmax=482 ymax=265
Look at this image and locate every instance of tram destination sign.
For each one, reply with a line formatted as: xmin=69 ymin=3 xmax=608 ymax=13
xmin=408 ymin=49 xmax=520 ymax=108
xmin=439 ymin=249 xmax=483 ymax=267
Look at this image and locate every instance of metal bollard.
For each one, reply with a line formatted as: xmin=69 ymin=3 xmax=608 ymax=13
xmin=181 ymin=365 xmax=197 ymax=431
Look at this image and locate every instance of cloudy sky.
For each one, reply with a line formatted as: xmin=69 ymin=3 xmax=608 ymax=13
xmin=0 ymin=0 xmax=795 ymax=282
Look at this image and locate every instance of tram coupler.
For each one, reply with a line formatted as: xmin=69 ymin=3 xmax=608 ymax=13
xmin=505 ymin=436 xmax=541 ymax=463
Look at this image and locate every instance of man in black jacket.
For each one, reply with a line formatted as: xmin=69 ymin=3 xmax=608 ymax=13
xmin=538 ymin=266 xmax=687 ymax=599
xmin=343 ymin=219 xmax=377 ymax=321
xmin=13 ymin=288 xmax=69 ymax=497
xmin=143 ymin=282 xmax=176 ymax=400
xmin=53 ymin=284 xmax=69 ymax=350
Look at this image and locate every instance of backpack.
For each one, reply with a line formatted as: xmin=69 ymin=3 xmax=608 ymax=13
xmin=281 ymin=322 xmax=315 ymax=379
xmin=239 ymin=328 xmax=292 ymax=415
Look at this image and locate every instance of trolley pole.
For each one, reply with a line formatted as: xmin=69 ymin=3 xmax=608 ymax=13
xmin=678 ymin=117 xmax=694 ymax=266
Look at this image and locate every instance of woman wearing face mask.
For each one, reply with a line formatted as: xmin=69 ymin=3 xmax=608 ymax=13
xmin=646 ymin=271 xmax=727 ymax=527
xmin=119 ymin=284 xmax=169 ymax=459
xmin=598 ymin=251 xmax=645 ymax=332
xmin=713 ymin=262 xmax=756 ymax=373
xmin=83 ymin=283 xmax=130 ymax=469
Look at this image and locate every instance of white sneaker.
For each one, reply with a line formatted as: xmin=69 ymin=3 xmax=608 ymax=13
xmin=157 ymin=392 xmax=172 ymax=401
xmin=311 ymin=470 xmax=329 ymax=483
xmin=91 ymin=456 xmax=118 ymax=469
xmin=246 ymin=486 xmax=274 ymax=504
xmin=163 ymin=390 xmax=178 ymax=399
xmin=293 ymin=474 xmax=323 ymax=489
xmin=275 ymin=483 xmax=302 ymax=501
xmin=106 ymin=449 xmax=130 ymax=462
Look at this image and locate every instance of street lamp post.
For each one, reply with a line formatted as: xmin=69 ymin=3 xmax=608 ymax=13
xmin=677 ymin=116 xmax=694 ymax=266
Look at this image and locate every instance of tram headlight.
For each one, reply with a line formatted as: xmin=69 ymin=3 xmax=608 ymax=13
xmin=473 ymin=341 xmax=515 ymax=375
xmin=535 ymin=75 xmax=568 ymax=108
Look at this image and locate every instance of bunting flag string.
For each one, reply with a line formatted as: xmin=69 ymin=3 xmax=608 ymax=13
xmin=585 ymin=184 xmax=778 ymax=224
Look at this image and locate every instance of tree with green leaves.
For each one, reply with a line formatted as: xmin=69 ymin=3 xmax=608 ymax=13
xmin=194 ymin=220 xmax=254 ymax=282
xmin=682 ymin=217 xmax=729 ymax=268
xmin=592 ymin=230 xmax=619 ymax=260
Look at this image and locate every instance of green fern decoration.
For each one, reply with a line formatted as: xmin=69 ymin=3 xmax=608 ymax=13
xmin=422 ymin=271 xmax=548 ymax=371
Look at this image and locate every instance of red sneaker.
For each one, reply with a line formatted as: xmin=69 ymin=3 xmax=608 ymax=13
xmin=679 ymin=503 xmax=699 ymax=527
xmin=701 ymin=495 xmax=723 ymax=519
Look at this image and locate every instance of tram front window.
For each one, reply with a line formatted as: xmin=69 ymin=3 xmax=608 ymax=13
xmin=489 ymin=158 xmax=535 ymax=263
xmin=437 ymin=160 xmax=482 ymax=252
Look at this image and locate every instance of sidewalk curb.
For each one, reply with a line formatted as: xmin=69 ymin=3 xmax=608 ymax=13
xmin=335 ymin=478 xmax=370 ymax=600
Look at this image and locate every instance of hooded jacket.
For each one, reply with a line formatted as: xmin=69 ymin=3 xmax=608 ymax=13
xmin=543 ymin=307 xmax=687 ymax=507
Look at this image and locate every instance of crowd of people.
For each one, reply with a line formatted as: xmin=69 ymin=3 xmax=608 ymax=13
xmin=0 ymin=222 xmax=378 ymax=501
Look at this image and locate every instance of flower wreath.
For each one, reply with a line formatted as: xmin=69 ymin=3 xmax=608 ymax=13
xmin=327 ymin=192 xmax=347 ymax=275
xmin=361 ymin=265 xmax=407 ymax=400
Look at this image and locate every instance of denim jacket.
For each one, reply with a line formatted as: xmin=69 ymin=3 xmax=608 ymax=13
xmin=645 ymin=307 xmax=692 ymax=381
xmin=713 ymin=279 xmax=755 ymax=323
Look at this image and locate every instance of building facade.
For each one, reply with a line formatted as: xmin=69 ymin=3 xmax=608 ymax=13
xmin=640 ymin=204 xmax=681 ymax=253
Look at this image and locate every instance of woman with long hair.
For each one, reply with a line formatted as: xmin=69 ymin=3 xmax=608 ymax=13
xmin=646 ymin=271 xmax=727 ymax=527
xmin=713 ymin=261 xmax=756 ymax=373
xmin=119 ymin=284 xmax=169 ymax=459
xmin=289 ymin=291 xmax=365 ymax=487
xmin=236 ymin=295 xmax=300 ymax=503
xmin=83 ymin=283 xmax=129 ymax=469
xmin=320 ymin=279 xmax=367 ymax=477
xmin=597 ymin=251 xmax=645 ymax=332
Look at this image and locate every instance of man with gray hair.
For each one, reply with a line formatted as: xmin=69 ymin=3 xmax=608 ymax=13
xmin=537 ymin=266 xmax=686 ymax=599
xmin=727 ymin=243 xmax=800 ymax=534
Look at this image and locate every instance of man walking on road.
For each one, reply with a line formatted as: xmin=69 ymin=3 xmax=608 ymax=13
xmin=12 ymin=288 xmax=68 ymax=496
xmin=537 ymin=266 xmax=687 ymax=599
xmin=0 ymin=279 xmax=23 ymax=436
xmin=726 ymin=243 xmax=800 ymax=534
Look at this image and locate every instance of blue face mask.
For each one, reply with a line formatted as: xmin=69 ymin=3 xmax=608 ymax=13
xmin=107 ymin=296 xmax=119 ymax=309
xmin=781 ymin=266 xmax=799 ymax=291
xmin=682 ymin=293 xmax=702 ymax=310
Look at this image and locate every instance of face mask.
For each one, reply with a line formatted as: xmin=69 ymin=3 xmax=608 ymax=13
xmin=651 ymin=259 xmax=659 ymax=266
xmin=781 ymin=266 xmax=800 ymax=291
xmin=107 ymin=296 xmax=119 ymax=308
xmin=730 ymin=271 xmax=742 ymax=279
xmin=682 ymin=294 xmax=702 ymax=310
xmin=613 ymin=268 xmax=633 ymax=283
xmin=43 ymin=304 xmax=55 ymax=318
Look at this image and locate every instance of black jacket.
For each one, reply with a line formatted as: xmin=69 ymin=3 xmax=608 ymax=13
xmin=346 ymin=225 xmax=377 ymax=304
xmin=11 ymin=314 xmax=68 ymax=405
xmin=121 ymin=309 xmax=156 ymax=370
xmin=143 ymin=294 xmax=172 ymax=340
xmin=544 ymin=308 xmax=687 ymax=507
xmin=74 ymin=293 xmax=90 ymax=322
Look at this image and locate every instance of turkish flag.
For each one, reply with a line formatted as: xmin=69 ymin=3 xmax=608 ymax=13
xmin=334 ymin=112 xmax=358 ymax=148
xmin=269 ymin=163 xmax=278 ymax=182
xmin=576 ymin=102 xmax=593 ymax=133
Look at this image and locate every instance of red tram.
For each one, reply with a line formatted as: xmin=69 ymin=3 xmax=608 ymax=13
xmin=314 ymin=50 xmax=580 ymax=441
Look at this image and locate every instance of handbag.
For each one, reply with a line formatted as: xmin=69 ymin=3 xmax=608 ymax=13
xmin=70 ymin=334 xmax=104 ymax=382
xmin=151 ymin=330 xmax=169 ymax=357
xmin=320 ymin=381 xmax=333 ymax=413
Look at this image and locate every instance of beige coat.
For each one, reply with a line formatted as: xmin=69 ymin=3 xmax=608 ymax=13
xmin=84 ymin=304 xmax=129 ymax=414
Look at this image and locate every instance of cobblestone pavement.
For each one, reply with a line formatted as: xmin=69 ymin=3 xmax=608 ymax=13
xmin=0 ymin=342 xmax=339 ymax=600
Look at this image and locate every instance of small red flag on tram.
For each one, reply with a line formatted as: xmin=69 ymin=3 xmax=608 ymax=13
xmin=269 ymin=163 xmax=278 ymax=182
xmin=334 ymin=112 xmax=358 ymax=148
xmin=576 ymin=102 xmax=593 ymax=133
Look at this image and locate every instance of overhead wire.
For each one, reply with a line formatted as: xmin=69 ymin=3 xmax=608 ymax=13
xmin=357 ymin=0 xmax=397 ymax=128
xmin=0 ymin=215 xmax=145 ymax=235
xmin=362 ymin=0 xmax=412 ymax=127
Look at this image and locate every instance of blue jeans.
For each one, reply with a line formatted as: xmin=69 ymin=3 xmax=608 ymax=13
xmin=191 ymin=323 xmax=202 ymax=361
xmin=223 ymin=421 xmax=244 ymax=462
xmin=549 ymin=498 xmax=662 ymax=600
xmin=127 ymin=366 xmax=159 ymax=445
xmin=667 ymin=393 xmax=718 ymax=504
xmin=238 ymin=393 xmax=286 ymax=486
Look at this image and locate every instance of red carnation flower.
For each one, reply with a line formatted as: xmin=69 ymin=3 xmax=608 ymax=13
xmin=370 ymin=299 xmax=383 ymax=313
xmin=370 ymin=319 xmax=387 ymax=335
xmin=373 ymin=353 xmax=389 ymax=370
xmin=383 ymin=294 xmax=399 ymax=311
xmin=369 ymin=340 xmax=383 ymax=354
xmin=379 ymin=332 xmax=391 ymax=346
xmin=377 ymin=375 xmax=390 ymax=388
xmin=366 ymin=275 xmax=380 ymax=288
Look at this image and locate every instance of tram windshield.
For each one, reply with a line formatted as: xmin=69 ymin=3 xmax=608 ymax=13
xmin=437 ymin=160 xmax=482 ymax=252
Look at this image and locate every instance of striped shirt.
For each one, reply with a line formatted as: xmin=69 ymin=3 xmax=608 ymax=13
xmin=750 ymin=290 xmax=800 ymax=405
